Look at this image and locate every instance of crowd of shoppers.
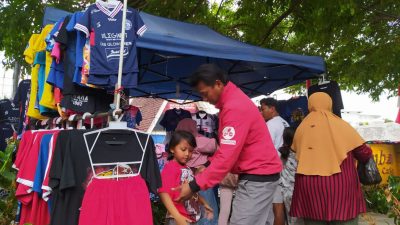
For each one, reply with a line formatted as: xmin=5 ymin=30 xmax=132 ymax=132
xmin=159 ymin=64 xmax=372 ymax=225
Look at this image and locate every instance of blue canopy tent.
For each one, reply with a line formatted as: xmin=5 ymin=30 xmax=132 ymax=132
xmin=43 ymin=7 xmax=326 ymax=101
xmin=43 ymin=7 xmax=71 ymax=26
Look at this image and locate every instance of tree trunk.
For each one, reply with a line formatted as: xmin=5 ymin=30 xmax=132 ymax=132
xmin=12 ymin=60 xmax=21 ymax=97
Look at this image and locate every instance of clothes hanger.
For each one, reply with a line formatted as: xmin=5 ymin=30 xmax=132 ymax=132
xmin=41 ymin=119 xmax=49 ymax=128
xmin=108 ymin=0 xmax=120 ymax=4
xmin=173 ymin=107 xmax=183 ymax=114
xmin=82 ymin=112 xmax=93 ymax=129
xmin=318 ymin=74 xmax=330 ymax=85
xmin=35 ymin=120 xmax=41 ymax=129
xmin=197 ymin=110 xmax=207 ymax=121
xmin=83 ymin=109 xmax=151 ymax=180
xmin=50 ymin=117 xmax=63 ymax=130
xmin=98 ymin=0 xmax=120 ymax=7
xmin=54 ymin=116 xmax=65 ymax=129
xmin=76 ymin=115 xmax=85 ymax=130
xmin=198 ymin=110 xmax=207 ymax=118
xmin=68 ymin=114 xmax=79 ymax=130
xmin=56 ymin=116 xmax=64 ymax=125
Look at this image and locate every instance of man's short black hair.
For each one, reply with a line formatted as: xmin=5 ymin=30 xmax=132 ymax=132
xmin=189 ymin=64 xmax=228 ymax=87
xmin=260 ymin=98 xmax=278 ymax=108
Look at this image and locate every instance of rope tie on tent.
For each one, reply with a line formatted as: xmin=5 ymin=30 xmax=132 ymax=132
xmin=114 ymin=86 xmax=124 ymax=94
xmin=114 ymin=86 xmax=128 ymax=108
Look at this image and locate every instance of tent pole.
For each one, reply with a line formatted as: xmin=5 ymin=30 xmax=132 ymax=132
xmin=396 ymin=83 xmax=400 ymax=123
xmin=116 ymin=0 xmax=129 ymax=112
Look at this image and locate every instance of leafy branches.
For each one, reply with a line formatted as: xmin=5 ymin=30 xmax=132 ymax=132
xmin=363 ymin=176 xmax=400 ymax=225
xmin=0 ymin=0 xmax=400 ymax=99
xmin=0 ymin=138 xmax=18 ymax=225
xmin=385 ymin=176 xmax=400 ymax=225
xmin=258 ymin=0 xmax=303 ymax=46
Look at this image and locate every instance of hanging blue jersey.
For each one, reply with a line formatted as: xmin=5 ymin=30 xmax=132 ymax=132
xmin=13 ymin=79 xmax=31 ymax=134
xmin=74 ymin=1 xmax=146 ymax=75
xmin=67 ymin=12 xmax=86 ymax=86
xmin=47 ymin=59 xmax=64 ymax=89
xmin=277 ymin=96 xmax=309 ymax=127
xmin=66 ymin=12 xmax=85 ymax=68
xmin=47 ymin=18 xmax=65 ymax=89
xmin=0 ymin=99 xmax=20 ymax=125
xmin=32 ymin=134 xmax=53 ymax=194
xmin=0 ymin=123 xmax=13 ymax=151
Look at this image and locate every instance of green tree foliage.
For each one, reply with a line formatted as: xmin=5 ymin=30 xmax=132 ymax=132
xmin=0 ymin=138 xmax=18 ymax=225
xmin=0 ymin=0 xmax=399 ymax=99
xmin=0 ymin=0 xmax=85 ymax=76
xmin=363 ymin=176 xmax=400 ymax=225
xmin=209 ymin=0 xmax=400 ymax=100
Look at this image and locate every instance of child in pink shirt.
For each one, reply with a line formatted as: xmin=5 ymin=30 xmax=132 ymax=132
xmin=159 ymin=131 xmax=213 ymax=225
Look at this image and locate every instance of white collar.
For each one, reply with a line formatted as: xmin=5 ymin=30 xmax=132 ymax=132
xmin=96 ymin=0 xmax=123 ymax=18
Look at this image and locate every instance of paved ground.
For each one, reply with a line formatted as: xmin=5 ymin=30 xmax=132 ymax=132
xmin=360 ymin=213 xmax=395 ymax=225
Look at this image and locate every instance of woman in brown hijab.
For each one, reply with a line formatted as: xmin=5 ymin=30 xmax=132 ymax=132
xmin=290 ymin=92 xmax=373 ymax=225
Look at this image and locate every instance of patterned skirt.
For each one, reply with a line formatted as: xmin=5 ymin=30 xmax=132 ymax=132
xmin=290 ymin=153 xmax=366 ymax=221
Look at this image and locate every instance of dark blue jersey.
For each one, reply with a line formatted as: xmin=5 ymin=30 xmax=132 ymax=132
xmin=13 ymin=80 xmax=31 ymax=134
xmin=0 ymin=99 xmax=20 ymax=125
xmin=66 ymin=12 xmax=86 ymax=86
xmin=74 ymin=1 xmax=146 ymax=75
xmin=66 ymin=12 xmax=85 ymax=68
xmin=0 ymin=123 xmax=13 ymax=151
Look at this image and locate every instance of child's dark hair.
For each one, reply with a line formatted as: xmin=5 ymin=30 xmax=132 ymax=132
xmin=279 ymin=127 xmax=296 ymax=161
xmin=167 ymin=130 xmax=197 ymax=160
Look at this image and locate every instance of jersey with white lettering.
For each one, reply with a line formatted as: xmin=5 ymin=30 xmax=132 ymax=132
xmin=74 ymin=1 xmax=146 ymax=75
xmin=0 ymin=99 xmax=20 ymax=125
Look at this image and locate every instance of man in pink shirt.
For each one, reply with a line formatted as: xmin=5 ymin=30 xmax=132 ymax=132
xmin=176 ymin=64 xmax=282 ymax=225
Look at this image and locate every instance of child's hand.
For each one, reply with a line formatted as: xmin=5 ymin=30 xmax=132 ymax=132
xmin=204 ymin=204 xmax=214 ymax=220
xmin=175 ymin=215 xmax=193 ymax=225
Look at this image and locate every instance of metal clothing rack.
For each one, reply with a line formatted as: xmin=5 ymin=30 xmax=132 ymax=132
xmin=41 ymin=110 xmax=118 ymax=130
xmin=67 ymin=111 xmax=114 ymax=122
xmin=114 ymin=0 xmax=129 ymax=116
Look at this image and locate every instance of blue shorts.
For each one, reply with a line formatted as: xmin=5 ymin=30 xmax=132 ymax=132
xmin=87 ymin=72 xmax=138 ymax=89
